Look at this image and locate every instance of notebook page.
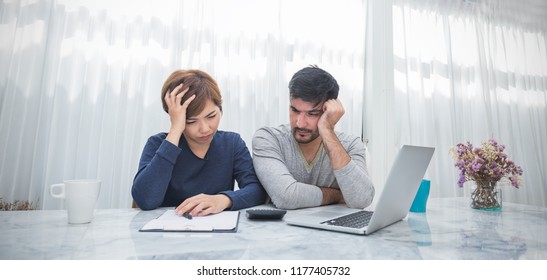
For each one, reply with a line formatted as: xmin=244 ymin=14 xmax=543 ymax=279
xmin=141 ymin=210 xmax=239 ymax=231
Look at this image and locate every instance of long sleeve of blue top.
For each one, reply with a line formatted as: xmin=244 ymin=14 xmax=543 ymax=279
xmin=131 ymin=131 xmax=267 ymax=210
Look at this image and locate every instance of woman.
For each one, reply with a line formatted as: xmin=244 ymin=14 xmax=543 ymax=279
xmin=132 ymin=69 xmax=266 ymax=216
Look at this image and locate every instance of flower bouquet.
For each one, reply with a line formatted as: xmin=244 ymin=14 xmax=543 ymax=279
xmin=450 ymin=139 xmax=523 ymax=210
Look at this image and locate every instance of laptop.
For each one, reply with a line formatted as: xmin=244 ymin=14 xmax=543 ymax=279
xmin=285 ymin=145 xmax=435 ymax=235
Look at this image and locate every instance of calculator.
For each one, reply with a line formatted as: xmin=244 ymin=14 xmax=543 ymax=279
xmin=246 ymin=209 xmax=287 ymax=220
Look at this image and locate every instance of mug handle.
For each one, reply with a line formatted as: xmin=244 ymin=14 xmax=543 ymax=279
xmin=50 ymin=183 xmax=66 ymax=199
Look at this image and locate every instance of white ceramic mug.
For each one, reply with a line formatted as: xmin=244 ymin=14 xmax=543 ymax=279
xmin=50 ymin=179 xmax=101 ymax=224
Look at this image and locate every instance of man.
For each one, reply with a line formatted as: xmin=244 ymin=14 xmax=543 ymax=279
xmin=252 ymin=65 xmax=374 ymax=210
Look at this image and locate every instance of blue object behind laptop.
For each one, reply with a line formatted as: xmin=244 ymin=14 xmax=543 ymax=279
xmin=410 ymin=179 xmax=430 ymax=213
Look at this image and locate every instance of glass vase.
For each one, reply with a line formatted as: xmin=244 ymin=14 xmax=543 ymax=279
xmin=470 ymin=180 xmax=502 ymax=211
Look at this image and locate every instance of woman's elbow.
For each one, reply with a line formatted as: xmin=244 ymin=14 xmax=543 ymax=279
xmin=133 ymin=199 xmax=160 ymax=210
xmin=131 ymin=192 xmax=161 ymax=210
xmin=138 ymin=203 xmax=159 ymax=211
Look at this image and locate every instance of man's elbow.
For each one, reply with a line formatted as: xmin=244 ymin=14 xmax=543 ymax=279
xmin=345 ymin=198 xmax=372 ymax=209
xmin=270 ymin=195 xmax=302 ymax=210
xmin=345 ymin=189 xmax=375 ymax=209
xmin=271 ymin=200 xmax=299 ymax=210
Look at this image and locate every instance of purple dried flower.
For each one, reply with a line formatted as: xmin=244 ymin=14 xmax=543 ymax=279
xmin=471 ymin=161 xmax=482 ymax=172
xmin=450 ymin=139 xmax=523 ymax=188
xmin=458 ymin=174 xmax=466 ymax=188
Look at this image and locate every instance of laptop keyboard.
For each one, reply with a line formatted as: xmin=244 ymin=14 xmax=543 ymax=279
xmin=321 ymin=210 xmax=373 ymax=228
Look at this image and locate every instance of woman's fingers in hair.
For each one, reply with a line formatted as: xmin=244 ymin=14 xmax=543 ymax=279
xmin=175 ymin=86 xmax=191 ymax=105
xmin=164 ymin=84 xmax=182 ymax=107
xmin=181 ymin=93 xmax=196 ymax=109
xmin=172 ymin=84 xmax=195 ymax=107
xmin=170 ymin=83 xmax=185 ymax=100
xmin=165 ymin=83 xmax=194 ymax=108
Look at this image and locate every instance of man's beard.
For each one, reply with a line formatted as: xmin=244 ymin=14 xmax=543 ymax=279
xmin=292 ymin=128 xmax=320 ymax=144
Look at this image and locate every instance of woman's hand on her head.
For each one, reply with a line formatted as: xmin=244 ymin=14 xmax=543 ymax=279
xmin=175 ymin=194 xmax=233 ymax=217
xmin=164 ymin=83 xmax=195 ymax=145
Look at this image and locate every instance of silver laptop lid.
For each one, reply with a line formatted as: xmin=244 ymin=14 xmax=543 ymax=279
xmin=365 ymin=145 xmax=435 ymax=234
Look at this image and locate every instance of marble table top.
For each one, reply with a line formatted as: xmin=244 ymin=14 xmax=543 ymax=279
xmin=1 ymin=198 xmax=546 ymax=260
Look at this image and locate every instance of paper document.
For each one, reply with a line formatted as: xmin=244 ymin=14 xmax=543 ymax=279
xmin=140 ymin=210 xmax=240 ymax=232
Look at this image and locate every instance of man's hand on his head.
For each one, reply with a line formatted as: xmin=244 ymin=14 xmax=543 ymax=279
xmin=317 ymin=98 xmax=351 ymax=170
xmin=318 ymin=99 xmax=345 ymax=133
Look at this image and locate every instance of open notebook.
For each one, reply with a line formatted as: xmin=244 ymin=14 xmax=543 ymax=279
xmin=139 ymin=210 xmax=240 ymax=232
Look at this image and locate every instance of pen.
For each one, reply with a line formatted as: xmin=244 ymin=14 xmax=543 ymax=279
xmin=183 ymin=212 xmax=193 ymax=220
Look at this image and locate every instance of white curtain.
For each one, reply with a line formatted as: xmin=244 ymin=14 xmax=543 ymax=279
xmin=3 ymin=0 xmax=545 ymax=210
xmin=0 ymin=0 xmax=366 ymax=209
xmin=384 ymin=0 xmax=547 ymax=206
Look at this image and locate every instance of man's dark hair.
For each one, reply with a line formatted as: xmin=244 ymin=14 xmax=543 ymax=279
xmin=288 ymin=65 xmax=339 ymax=106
